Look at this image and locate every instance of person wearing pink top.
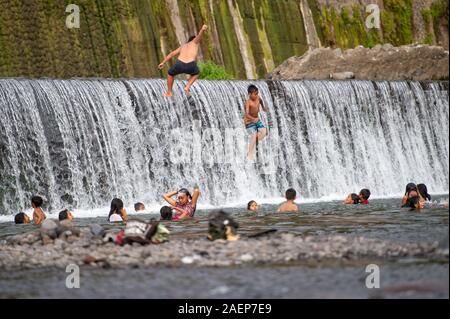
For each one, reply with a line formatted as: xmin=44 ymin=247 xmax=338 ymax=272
xmin=163 ymin=186 xmax=201 ymax=221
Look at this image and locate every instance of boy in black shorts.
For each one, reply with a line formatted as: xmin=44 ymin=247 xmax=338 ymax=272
xmin=159 ymin=25 xmax=208 ymax=96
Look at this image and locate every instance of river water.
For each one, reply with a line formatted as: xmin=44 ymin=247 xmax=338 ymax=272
xmin=0 ymin=197 xmax=448 ymax=299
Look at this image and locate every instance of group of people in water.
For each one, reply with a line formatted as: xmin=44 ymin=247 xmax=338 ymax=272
xmin=13 ymin=182 xmax=436 ymax=226
xmin=10 ymin=26 xmax=443 ymax=227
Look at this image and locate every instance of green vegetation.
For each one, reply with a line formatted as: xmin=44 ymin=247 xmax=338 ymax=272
xmin=381 ymin=0 xmax=414 ymax=46
xmin=199 ymin=61 xmax=234 ymax=80
xmin=318 ymin=5 xmax=381 ymax=49
xmin=0 ymin=0 xmax=447 ymax=79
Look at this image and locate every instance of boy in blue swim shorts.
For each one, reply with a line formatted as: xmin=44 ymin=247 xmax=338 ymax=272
xmin=244 ymin=85 xmax=268 ymax=160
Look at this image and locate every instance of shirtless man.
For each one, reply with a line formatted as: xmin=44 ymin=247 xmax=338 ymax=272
xmin=159 ymin=25 xmax=208 ymax=97
xmin=244 ymin=85 xmax=268 ymax=160
xmin=277 ymin=188 xmax=299 ymax=213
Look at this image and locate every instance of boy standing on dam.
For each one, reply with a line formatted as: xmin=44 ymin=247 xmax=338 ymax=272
xmin=158 ymin=25 xmax=208 ymax=97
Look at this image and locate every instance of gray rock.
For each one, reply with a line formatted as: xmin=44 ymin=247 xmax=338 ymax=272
xmin=90 ymin=224 xmax=105 ymax=237
xmin=40 ymin=219 xmax=59 ymax=239
xmin=268 ymin=44 xmax=449 ymax=81
xmin=330 ymin=71 xmax=355 ymax=80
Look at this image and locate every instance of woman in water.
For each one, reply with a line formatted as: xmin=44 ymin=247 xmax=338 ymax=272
xmin=108 ymin=198 xmax=129 ymax=223
xmin=401 ymin=183 xmax=425 ymax=210
xmin=163 ymin=186 xmax=201 ymax=221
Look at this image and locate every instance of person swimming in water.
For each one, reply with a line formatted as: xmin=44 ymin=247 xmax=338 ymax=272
xmin=31 ymin=195 xmax=46 ymax=225
xmin=277 ymin=188 xmax=299 ymax=213
xmin=163 ymin=186 xmax=201 ymax=221
xmin=158 ymin=25 xmax=208 ymax=97
xmin=344 ymin=193 xmax=361 ymax=205
xmin=247 ymin=200 xmax=259 ymax=212
xmin=344 ymin=189 xmax=371 ymax=205
xmin=401 ymin=183 xmax=425 ymax=209
xmin=244 ymin=85 xmax=269 ymax=161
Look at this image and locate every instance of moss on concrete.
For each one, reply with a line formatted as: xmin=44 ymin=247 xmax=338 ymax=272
xmin=0 ymin=0 xmax=447 ymax=79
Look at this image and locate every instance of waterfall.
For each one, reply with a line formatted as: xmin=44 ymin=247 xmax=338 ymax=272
xmin=0 ymin=79 xmax=448 ymax=215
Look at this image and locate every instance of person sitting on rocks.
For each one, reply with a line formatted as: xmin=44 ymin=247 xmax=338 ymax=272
xmin=277 ymin=188 xmax=299 ymax=213
xmin=163 ymin=186 xmax=201 ymax=221
xmin=134 ymin=202 xmax=146 ymax=213
xmin=160 ymin=206 xmax=174 ymax=221
xmin=58 ymin=209 xmax=74 ymax=222
xmin=344 ymin=193 xmax=361 ymax=205
xmin=208 ymin=211 xmax=239 ymax=241
xmin=14 ymin=212 xmax=30 ymax=224
xmin=120 ymin=218 xmax=170 ymax=245
xmin=31 ymin=195 xmax=46 ymax=225
xmin=247 ymin=200 xmax=259 ymax=212
xmin=108 ymin=198 xmax=128 ymax=223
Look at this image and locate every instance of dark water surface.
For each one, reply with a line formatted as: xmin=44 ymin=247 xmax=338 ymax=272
xmin=0 ymin=197 xmax=448 ymax=298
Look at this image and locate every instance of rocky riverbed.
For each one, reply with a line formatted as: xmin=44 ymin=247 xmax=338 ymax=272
xmin=1 ymin=225 xmax=448 ymax=270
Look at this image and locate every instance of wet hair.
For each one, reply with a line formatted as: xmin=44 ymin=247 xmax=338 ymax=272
xmin=359 ymin=189 xmax=371 ymax=200
xmin=248 ymin=85 xmax=259 ymax=95
xmin=285 ymin=188 xmax=297 ymax=201
xmin=350 ymin=193 xmax=361 ymax=204
xmin=59 ymin=209 xmax=70 ymax=221
xmin=178 ymin=188 xmax=192 ymax=201
xmin=417 ymin=184 xmax=431 ymax=201
xmin=247 ymin=84 xmax=259 ymax=94
xmin=187 ymin=35 xmax=196 ymax=43
xmin=31 ymin=196 xmax=43 ymax=208
xmin=405 ymin=183 xmax=417 ymax=195
xmin=160 ymin=206 xmax=173 ymax=220
xmin=402 ymin=196 xmax=420 ymax=210
xmin=109 ymin=198 xmax=124 ymax=219
xmin=247 ymin=200 xmax=257 ymax=210
xmin=14 ymin=212 xmax=27 ymax=224
xmin=134 ymin=202 xmax=145 ymax=211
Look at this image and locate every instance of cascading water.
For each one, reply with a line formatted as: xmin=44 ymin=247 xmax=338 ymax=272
xmin=0 ymin=79 xmax=448 ymax=215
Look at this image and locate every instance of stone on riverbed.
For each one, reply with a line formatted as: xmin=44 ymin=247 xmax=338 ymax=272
xmin=0 ymin=230 xmax=447 ymax=270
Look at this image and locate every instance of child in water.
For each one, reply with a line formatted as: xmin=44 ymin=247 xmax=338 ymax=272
xmin=31 ymin=196 xmax=46 ymax=225
xmin=277 ymin=188 xmax=299 ymax=213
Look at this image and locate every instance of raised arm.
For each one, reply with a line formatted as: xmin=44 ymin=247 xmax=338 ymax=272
xmin=163 ymin=190 xmax=178 ymax=206
xmin=194 ymin=24 xmax=208 ymax=44
xmin=191 ymin=187 xmax=201 ymax=209
xmin=158 ymin=47 xmax=181 ymax=69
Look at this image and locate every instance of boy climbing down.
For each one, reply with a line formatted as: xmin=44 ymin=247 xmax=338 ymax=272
xmin=158 ymin=24 xmax=208 ymax=97
xmin=244 ymin=85 xmax=268 ymax=160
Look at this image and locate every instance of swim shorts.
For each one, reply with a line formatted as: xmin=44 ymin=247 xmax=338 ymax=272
xmin=246 ymin=120 xmax=265 ymax=135
xmin=168 ymin=60 xmax=200 ymax=76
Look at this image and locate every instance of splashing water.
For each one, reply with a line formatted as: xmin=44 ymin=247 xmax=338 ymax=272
xmin=0 ymin=79 xmax=448 ymax=215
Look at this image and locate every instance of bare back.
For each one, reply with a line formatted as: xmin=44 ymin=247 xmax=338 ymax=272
xmin=178 ymin=42 xmax=200 ymax=63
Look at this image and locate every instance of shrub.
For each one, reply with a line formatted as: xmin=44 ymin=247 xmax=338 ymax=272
xmin=198 ymin=61 xmax=234 ymax=80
